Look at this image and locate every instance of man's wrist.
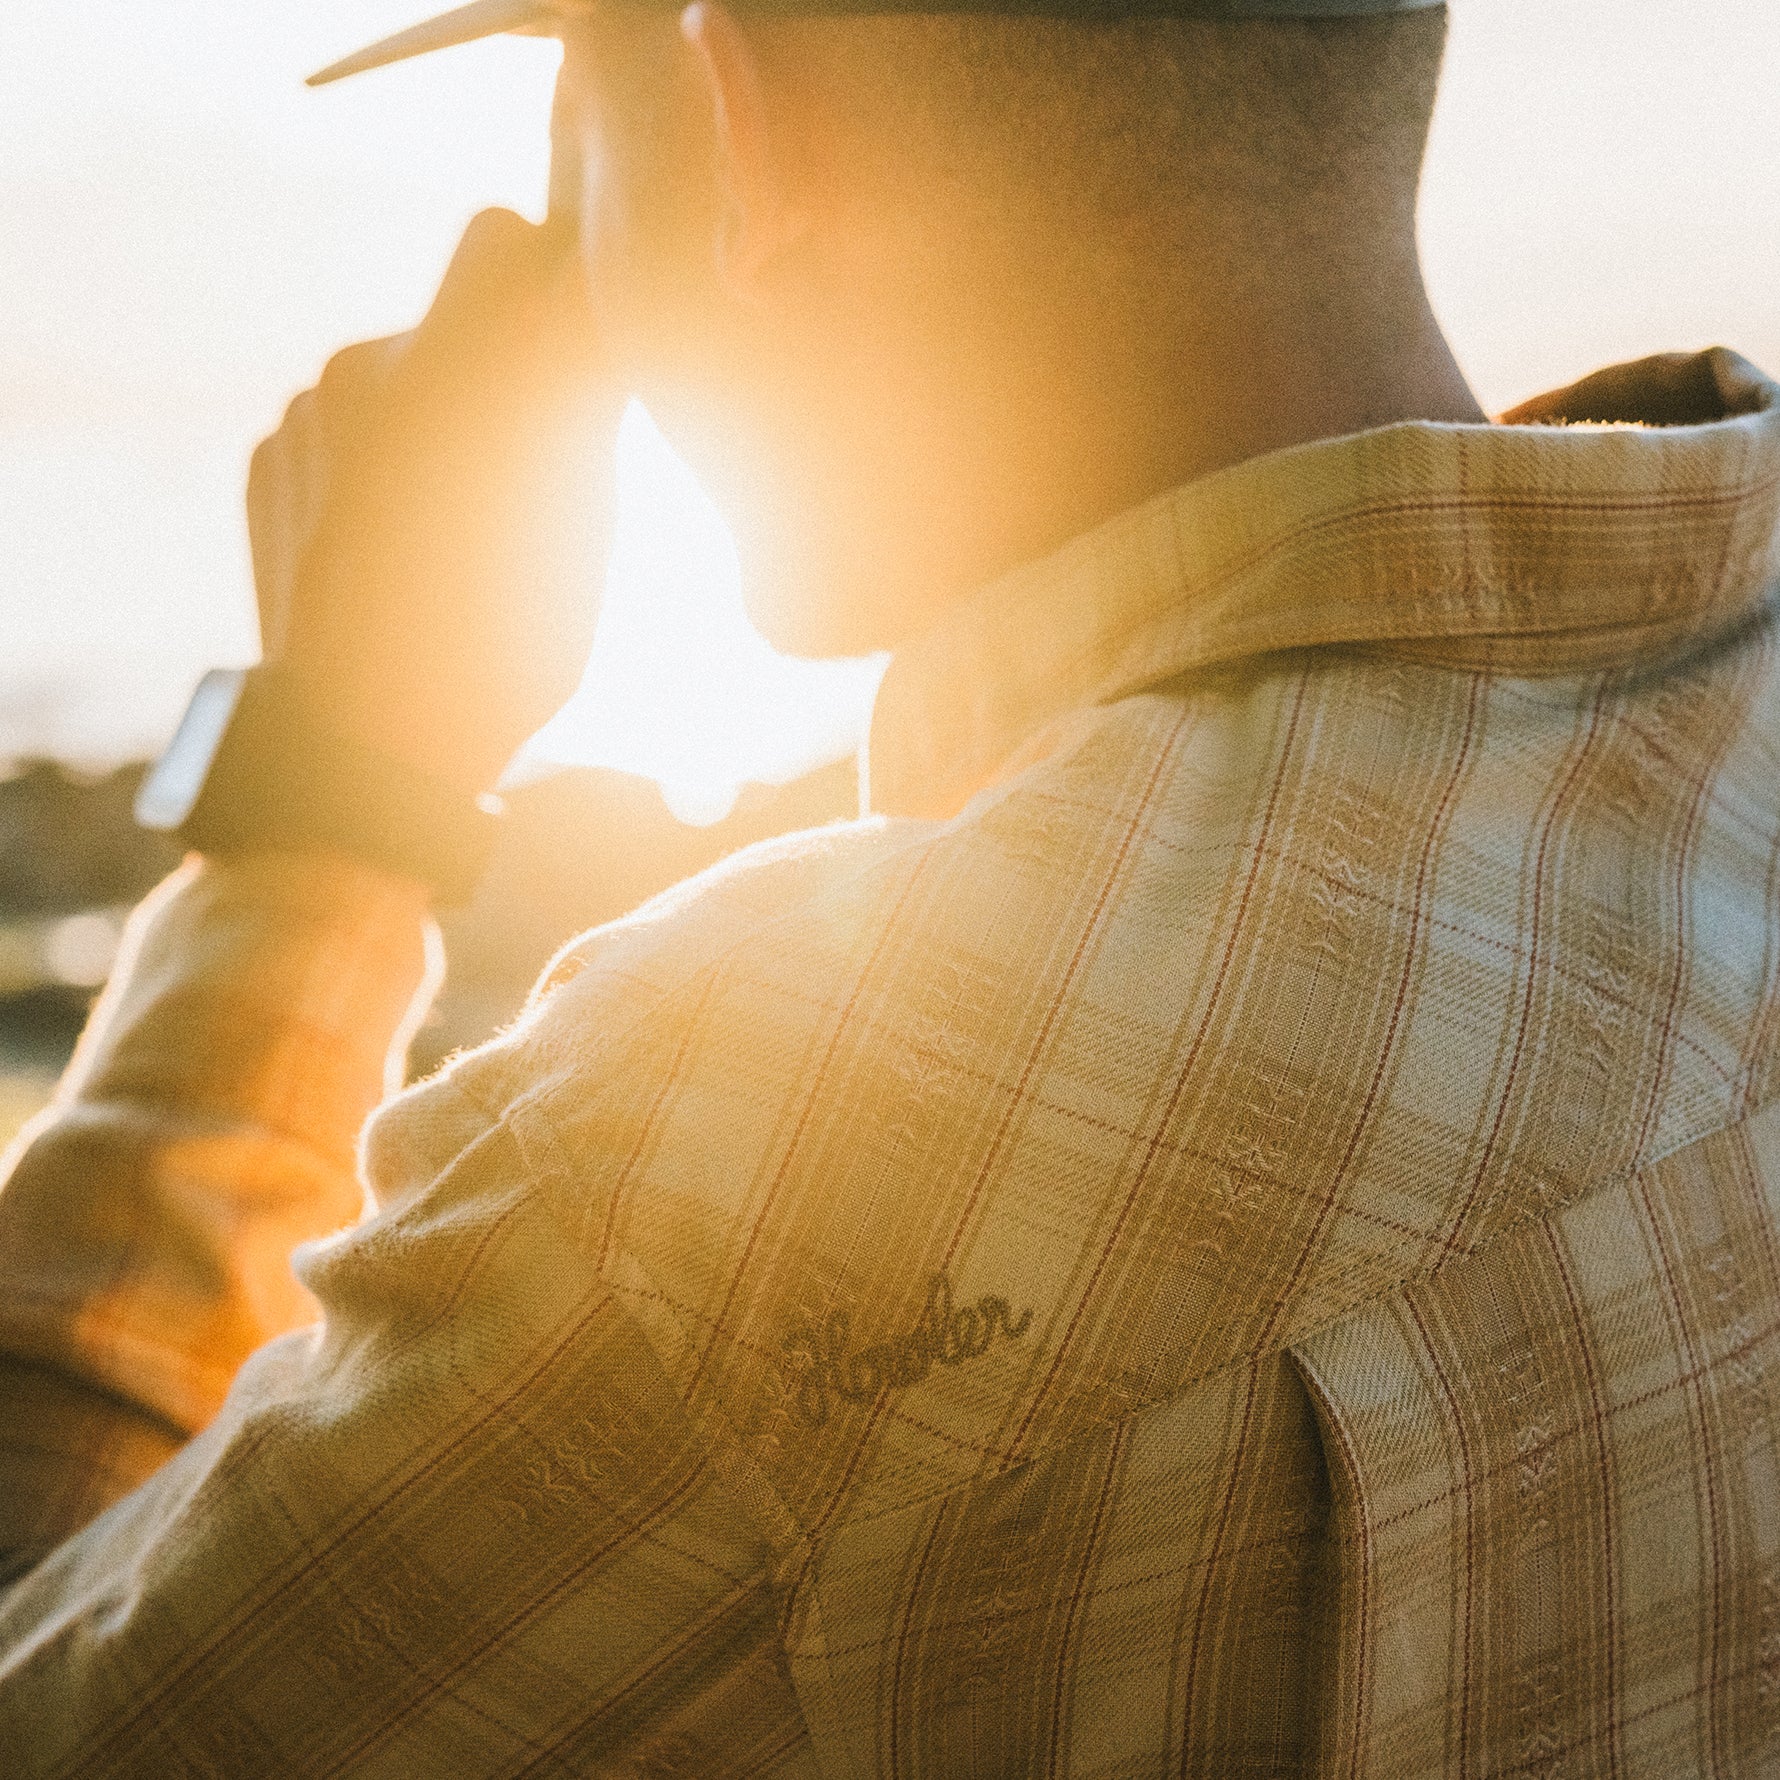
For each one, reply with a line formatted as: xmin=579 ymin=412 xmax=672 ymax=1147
xmin=138 ymin=666 xmax=502 ymax=906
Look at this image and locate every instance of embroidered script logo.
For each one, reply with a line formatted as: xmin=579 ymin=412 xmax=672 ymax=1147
xmin=781 ymin=1274 xmax=1033 ymax=1429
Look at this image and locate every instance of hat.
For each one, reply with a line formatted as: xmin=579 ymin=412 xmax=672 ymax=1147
xmin=308 ymin=0 xmax=1442 ymax=86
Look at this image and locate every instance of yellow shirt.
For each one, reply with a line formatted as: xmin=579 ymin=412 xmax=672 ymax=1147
xmin=1 ymin=348 xmax=1777 ymax=1776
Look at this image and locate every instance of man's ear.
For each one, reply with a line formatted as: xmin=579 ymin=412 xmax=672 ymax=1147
xmin=680 ymin=1 xmax=811 ymax=298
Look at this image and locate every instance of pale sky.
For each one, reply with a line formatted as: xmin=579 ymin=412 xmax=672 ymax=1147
xmin=1 ymin=1 xmax=1776 ymax=816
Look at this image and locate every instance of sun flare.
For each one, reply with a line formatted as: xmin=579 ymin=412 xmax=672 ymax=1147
xmin=523 ymin=404 xmax=885 ymax=827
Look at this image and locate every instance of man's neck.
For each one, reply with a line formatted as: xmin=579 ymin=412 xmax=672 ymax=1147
xmin=724 ymin=248 xmax=1486 ymax=659
xmin=948 ymin=267 xmax=1484 ymax=605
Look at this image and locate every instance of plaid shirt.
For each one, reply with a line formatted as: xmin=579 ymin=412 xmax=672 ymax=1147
xmin=1 ymin=348 xmax=1778 ymax=1776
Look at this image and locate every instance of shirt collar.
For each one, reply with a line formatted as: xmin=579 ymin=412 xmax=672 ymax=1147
xmin=866 ymin=347 xmax=1780 ymax=820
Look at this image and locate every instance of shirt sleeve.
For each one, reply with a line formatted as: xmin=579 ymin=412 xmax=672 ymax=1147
xmin=0 ymin=855 xmax=813 ymax=1777
xmin=0 ymin=851 xmax=437 ymax=1575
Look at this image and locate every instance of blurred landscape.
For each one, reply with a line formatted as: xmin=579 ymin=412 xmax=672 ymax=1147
xmin=0 ymin=755 xmax=855 ymax=1148
xmin=0 ymin=762 xmax=176 ymax=1141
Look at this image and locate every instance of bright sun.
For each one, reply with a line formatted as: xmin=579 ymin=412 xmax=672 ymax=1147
xmin=522 ymin=404 xmax=885 ymax=827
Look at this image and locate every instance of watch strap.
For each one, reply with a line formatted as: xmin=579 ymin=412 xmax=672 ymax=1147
xmin=172 ymin=668 xmax=501 ymax=906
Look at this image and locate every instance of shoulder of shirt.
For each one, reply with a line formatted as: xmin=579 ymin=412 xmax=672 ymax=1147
xmin=359 ymin=647 xmax=1780 ymax=1513
xmin=423 ymin=638 xmax=1776 ymax=1317
xmin=527 ymin=806 xmax=938 ymax=1010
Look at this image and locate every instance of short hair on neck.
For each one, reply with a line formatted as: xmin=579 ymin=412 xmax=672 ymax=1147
xmin=796 ymin=6 xmax=1449 ymax=251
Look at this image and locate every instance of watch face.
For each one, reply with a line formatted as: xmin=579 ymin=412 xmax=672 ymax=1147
xmin=134 ymin=667 xmax=251 ymax=832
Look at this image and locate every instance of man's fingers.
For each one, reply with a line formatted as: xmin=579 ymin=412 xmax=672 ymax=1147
xmin=414 ymin=208 xmax=601 ymax=390
xmin=418 ymin=208 xmax=557 ymax=343
xmin=451 ymin=204 xmax=541 ymax=272
xmin=247 ymin=391 xmax=326 ymax=655
xmin=238 ymin=191 xmax=612 ymax=771
xmin=317 ymin=334 xmax=412 ymax=394
xmin=547 ymin=70 xmax=586 ymax=232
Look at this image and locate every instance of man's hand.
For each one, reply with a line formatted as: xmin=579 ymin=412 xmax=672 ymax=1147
xmin=248 ymin=204 xmax=616 ymax=799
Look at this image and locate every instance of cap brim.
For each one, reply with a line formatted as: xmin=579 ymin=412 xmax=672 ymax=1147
xmin=306 ymin=0 xmax=1446 ymax=86
xmin=306 ymin=0 xmax=555 ymax=87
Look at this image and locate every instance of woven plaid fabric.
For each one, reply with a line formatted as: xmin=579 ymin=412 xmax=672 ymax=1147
xmin=0 ymin=347 xmax=1778 ymax=1775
